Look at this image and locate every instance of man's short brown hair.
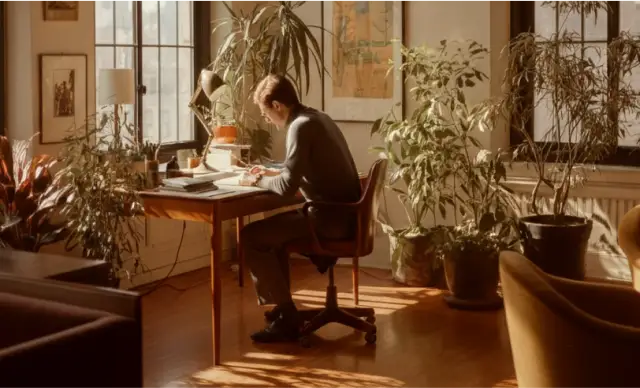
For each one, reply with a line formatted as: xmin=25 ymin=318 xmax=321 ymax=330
xmin=253 ymin=74 xmax=300 ymax=108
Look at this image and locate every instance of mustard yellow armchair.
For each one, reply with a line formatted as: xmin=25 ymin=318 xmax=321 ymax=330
xmin=500 ymin=251 xmax=640 ymax=387
xmin=618 ymin=204 xmax=640 ymax=291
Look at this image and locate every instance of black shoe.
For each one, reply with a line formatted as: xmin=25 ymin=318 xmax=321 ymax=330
xmin=251 ymin=315 xmax=301 ymax=343
xmin=264 ymin=306 xmax=281 ymax=323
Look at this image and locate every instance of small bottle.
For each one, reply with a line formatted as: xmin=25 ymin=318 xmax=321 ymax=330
xmin=166 ymin=156 xmax=180 ymax=178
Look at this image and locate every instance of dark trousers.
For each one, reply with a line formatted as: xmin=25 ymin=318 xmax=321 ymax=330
xmin=240 ymin=210 xmax=350 ymax=306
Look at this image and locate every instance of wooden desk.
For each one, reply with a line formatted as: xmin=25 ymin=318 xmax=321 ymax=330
xmin=140 ymin=185 xmax=304 ymax=366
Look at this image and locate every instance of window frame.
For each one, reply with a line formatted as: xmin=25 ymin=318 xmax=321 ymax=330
xmin=95 ymin=1 xmax=210 ymax=155
xmin=509 ymin=1 xmax=640 ymax=166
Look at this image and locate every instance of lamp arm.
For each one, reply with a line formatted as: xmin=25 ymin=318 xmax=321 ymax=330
xmin=188 ymin=83 xmax=213 ymax=137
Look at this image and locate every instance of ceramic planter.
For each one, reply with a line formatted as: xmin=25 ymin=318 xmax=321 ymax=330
xmin=443 ymin=244 xmax=502 ymax=310
xmin=518 ymin=214 xmax=592 ymax=280
xmin=389 ymin=232 xmax=444 ymax=287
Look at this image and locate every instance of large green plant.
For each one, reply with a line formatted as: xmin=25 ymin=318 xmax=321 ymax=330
xmin=208 ymin=1 xmax=324 ymax=161
xmin=40 ymin=109 xmax=145 ymax=281
xmin=372 ymin=40 xmax=518 ymax=254
xmin=488 ymin=1 xmax=640 ymax=217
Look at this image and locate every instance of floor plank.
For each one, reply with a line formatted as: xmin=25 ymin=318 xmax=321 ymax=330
xmin=141 ymin=260 xmax=516 ymax=387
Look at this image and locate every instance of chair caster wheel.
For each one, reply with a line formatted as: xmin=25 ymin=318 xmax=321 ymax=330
xmin=365 ymin=330 xmax=377 ymax=344
xmin=299 ymin=335 xmax=311 ymax=348
xmin=365 ymin=315 xmax=376 ymax=324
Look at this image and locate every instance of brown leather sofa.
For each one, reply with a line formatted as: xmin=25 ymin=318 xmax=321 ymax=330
xmin=500 ymin=250 xmax=640 ymax=387
xmin=0 ymin=273 xmax=142 ymax=387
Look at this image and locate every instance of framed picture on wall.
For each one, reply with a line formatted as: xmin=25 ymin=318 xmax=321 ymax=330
xmin=43 ymin=1 xmax=79 ymax=21
xmin=322 ymin=1 xmax=404 ymax=122
xmin=39 ymin=54 xmax=87 ymax=144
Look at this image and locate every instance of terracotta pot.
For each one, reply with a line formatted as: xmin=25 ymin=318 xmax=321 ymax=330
xmin=213 ymin=125 xmax=237 ymax=144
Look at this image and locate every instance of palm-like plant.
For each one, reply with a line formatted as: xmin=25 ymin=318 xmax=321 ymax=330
xmin=0 ymin=134 xmax=66 ymax=251
xmin=208 ymin=1 xmax=325 ymax=161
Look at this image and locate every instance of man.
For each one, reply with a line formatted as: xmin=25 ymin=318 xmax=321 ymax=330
xmin=239 ymin=74 xmax=362 ymax=343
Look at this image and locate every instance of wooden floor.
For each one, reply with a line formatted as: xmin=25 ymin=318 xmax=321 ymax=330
xmin=141 ymin=260 xmax=517 ymax=387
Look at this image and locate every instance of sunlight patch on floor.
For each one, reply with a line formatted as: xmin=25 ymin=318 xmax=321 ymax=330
xmin=358 ymin=285 xmax=444 ymax=297
xmin=493 ymin=377 xmax=518 ymax=387
xmin=291 ymin=287 xmax=429 ymax=315
xmin=175 ymin=361 xmax=405 ymax=387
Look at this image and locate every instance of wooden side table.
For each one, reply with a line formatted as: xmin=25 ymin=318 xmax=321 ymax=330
xmin=0 ymin=248 xmax=111 ymax=287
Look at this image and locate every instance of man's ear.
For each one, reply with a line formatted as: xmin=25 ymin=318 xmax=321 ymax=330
xmin=271 ymin=101 xmax=282 ymax=111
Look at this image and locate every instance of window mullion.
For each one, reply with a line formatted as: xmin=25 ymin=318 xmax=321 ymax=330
xmin=135 ymin=1 xmax=143 ymax=144
xmin=157 ymin=1 xmax=161 ymax=144
xmin=175 ymin=1 xmax=180 ymax=142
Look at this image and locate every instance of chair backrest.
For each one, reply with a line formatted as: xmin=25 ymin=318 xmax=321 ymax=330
xmin=355 ymin=158 xmax=388 ymax=256
xmin=499 ymin=251 xmax=640 ymax=387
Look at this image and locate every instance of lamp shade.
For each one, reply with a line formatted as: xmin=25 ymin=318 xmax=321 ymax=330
xmin=98 ymin=68 xmax=135 ymax=105
xmin=200 ymin=70 xmax=224 ymax=101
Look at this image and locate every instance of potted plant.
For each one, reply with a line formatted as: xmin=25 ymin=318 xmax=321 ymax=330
xmin=39 ymin=110 xmax=146 ymax=286
xmin=0 ymin=134 xmax=67 ymax=252
xmin=439 ymin=149 xmax=518 ymax=309
xmin=208 ymin=1 xmax=325 ymax=162
xmin=374 ymin=39 xmax=518 ymax=305
xmin=371 ymin=41 xmax=484 ymax=287
xmin=489 ymin=1 xmax=640 ymax=280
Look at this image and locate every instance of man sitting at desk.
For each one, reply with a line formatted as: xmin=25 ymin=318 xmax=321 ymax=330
xmin=239 ymin=74 xmax=361 ymax=343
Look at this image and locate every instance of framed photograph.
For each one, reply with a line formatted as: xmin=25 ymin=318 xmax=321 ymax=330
xmin=39 ymin=54 xmax=87 ymax=144
xmin=322 ymin=1 xmax=404 ymax=122
xmin=43 ymin=1 xmax=79 ymax=21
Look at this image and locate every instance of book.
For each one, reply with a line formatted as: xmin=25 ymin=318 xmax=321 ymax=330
xmin=162 ymin=176 xmax=219 ymax=192
xmin=159 ymin=182 xmax=218 ymax=193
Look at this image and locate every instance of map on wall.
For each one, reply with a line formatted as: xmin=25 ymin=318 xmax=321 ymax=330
xmin=323 ymin=1 xmax=403 ymax=122
xmin=331 ymin=2 xmax=395 ymax=99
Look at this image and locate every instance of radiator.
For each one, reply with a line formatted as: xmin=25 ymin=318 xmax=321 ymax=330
xmin=507 ymin=181 xmax=633 ymax=282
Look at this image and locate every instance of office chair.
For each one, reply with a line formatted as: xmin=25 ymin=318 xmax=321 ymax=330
xmin=285 ymin=158 xmax=387 ymax=346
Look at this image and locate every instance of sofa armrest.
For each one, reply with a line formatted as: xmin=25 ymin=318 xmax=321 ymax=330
xmin=0 ymin=316 xmax=142 ymax=387
xmin=548 ymin=275 xmax=640 ymax=328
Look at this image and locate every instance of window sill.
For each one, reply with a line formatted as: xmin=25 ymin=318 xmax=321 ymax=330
xmin=505 ymin=162 xmax=640 ymax=200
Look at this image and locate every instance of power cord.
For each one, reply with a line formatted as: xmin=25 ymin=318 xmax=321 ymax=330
xmin=136 ymin=222 xmax=391 ymax=296
xmin=139 ymin=220 xmax=187 ymax=296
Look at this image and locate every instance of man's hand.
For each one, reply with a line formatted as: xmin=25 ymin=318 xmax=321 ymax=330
xmin=239 ymin=172 xmax=259 ymax=186
xmin=249 ymin=165 xmax=281 ymax=177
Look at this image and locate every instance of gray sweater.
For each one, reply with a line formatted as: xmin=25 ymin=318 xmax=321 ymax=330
xmin=257 ymin=106 xmax=361 ymax=236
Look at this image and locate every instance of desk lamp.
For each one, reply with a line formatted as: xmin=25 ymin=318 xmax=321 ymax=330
xmin=98 ymin=68 xmax=135 ymax=147
xmin=188 ymin=69 xmax=225 ymax=174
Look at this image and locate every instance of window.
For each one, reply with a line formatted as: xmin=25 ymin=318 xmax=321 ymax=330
xmin=510 ymin=1 xmax=640 ymax=166
xmin=95 ymin=1 xmax=209 ymax=149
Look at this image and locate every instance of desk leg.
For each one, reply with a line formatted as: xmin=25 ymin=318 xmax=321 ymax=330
xmin=210 ymin=204 xmax=222 ymax=366
xmin=236 ymin=216 xmax=244 ymax=287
